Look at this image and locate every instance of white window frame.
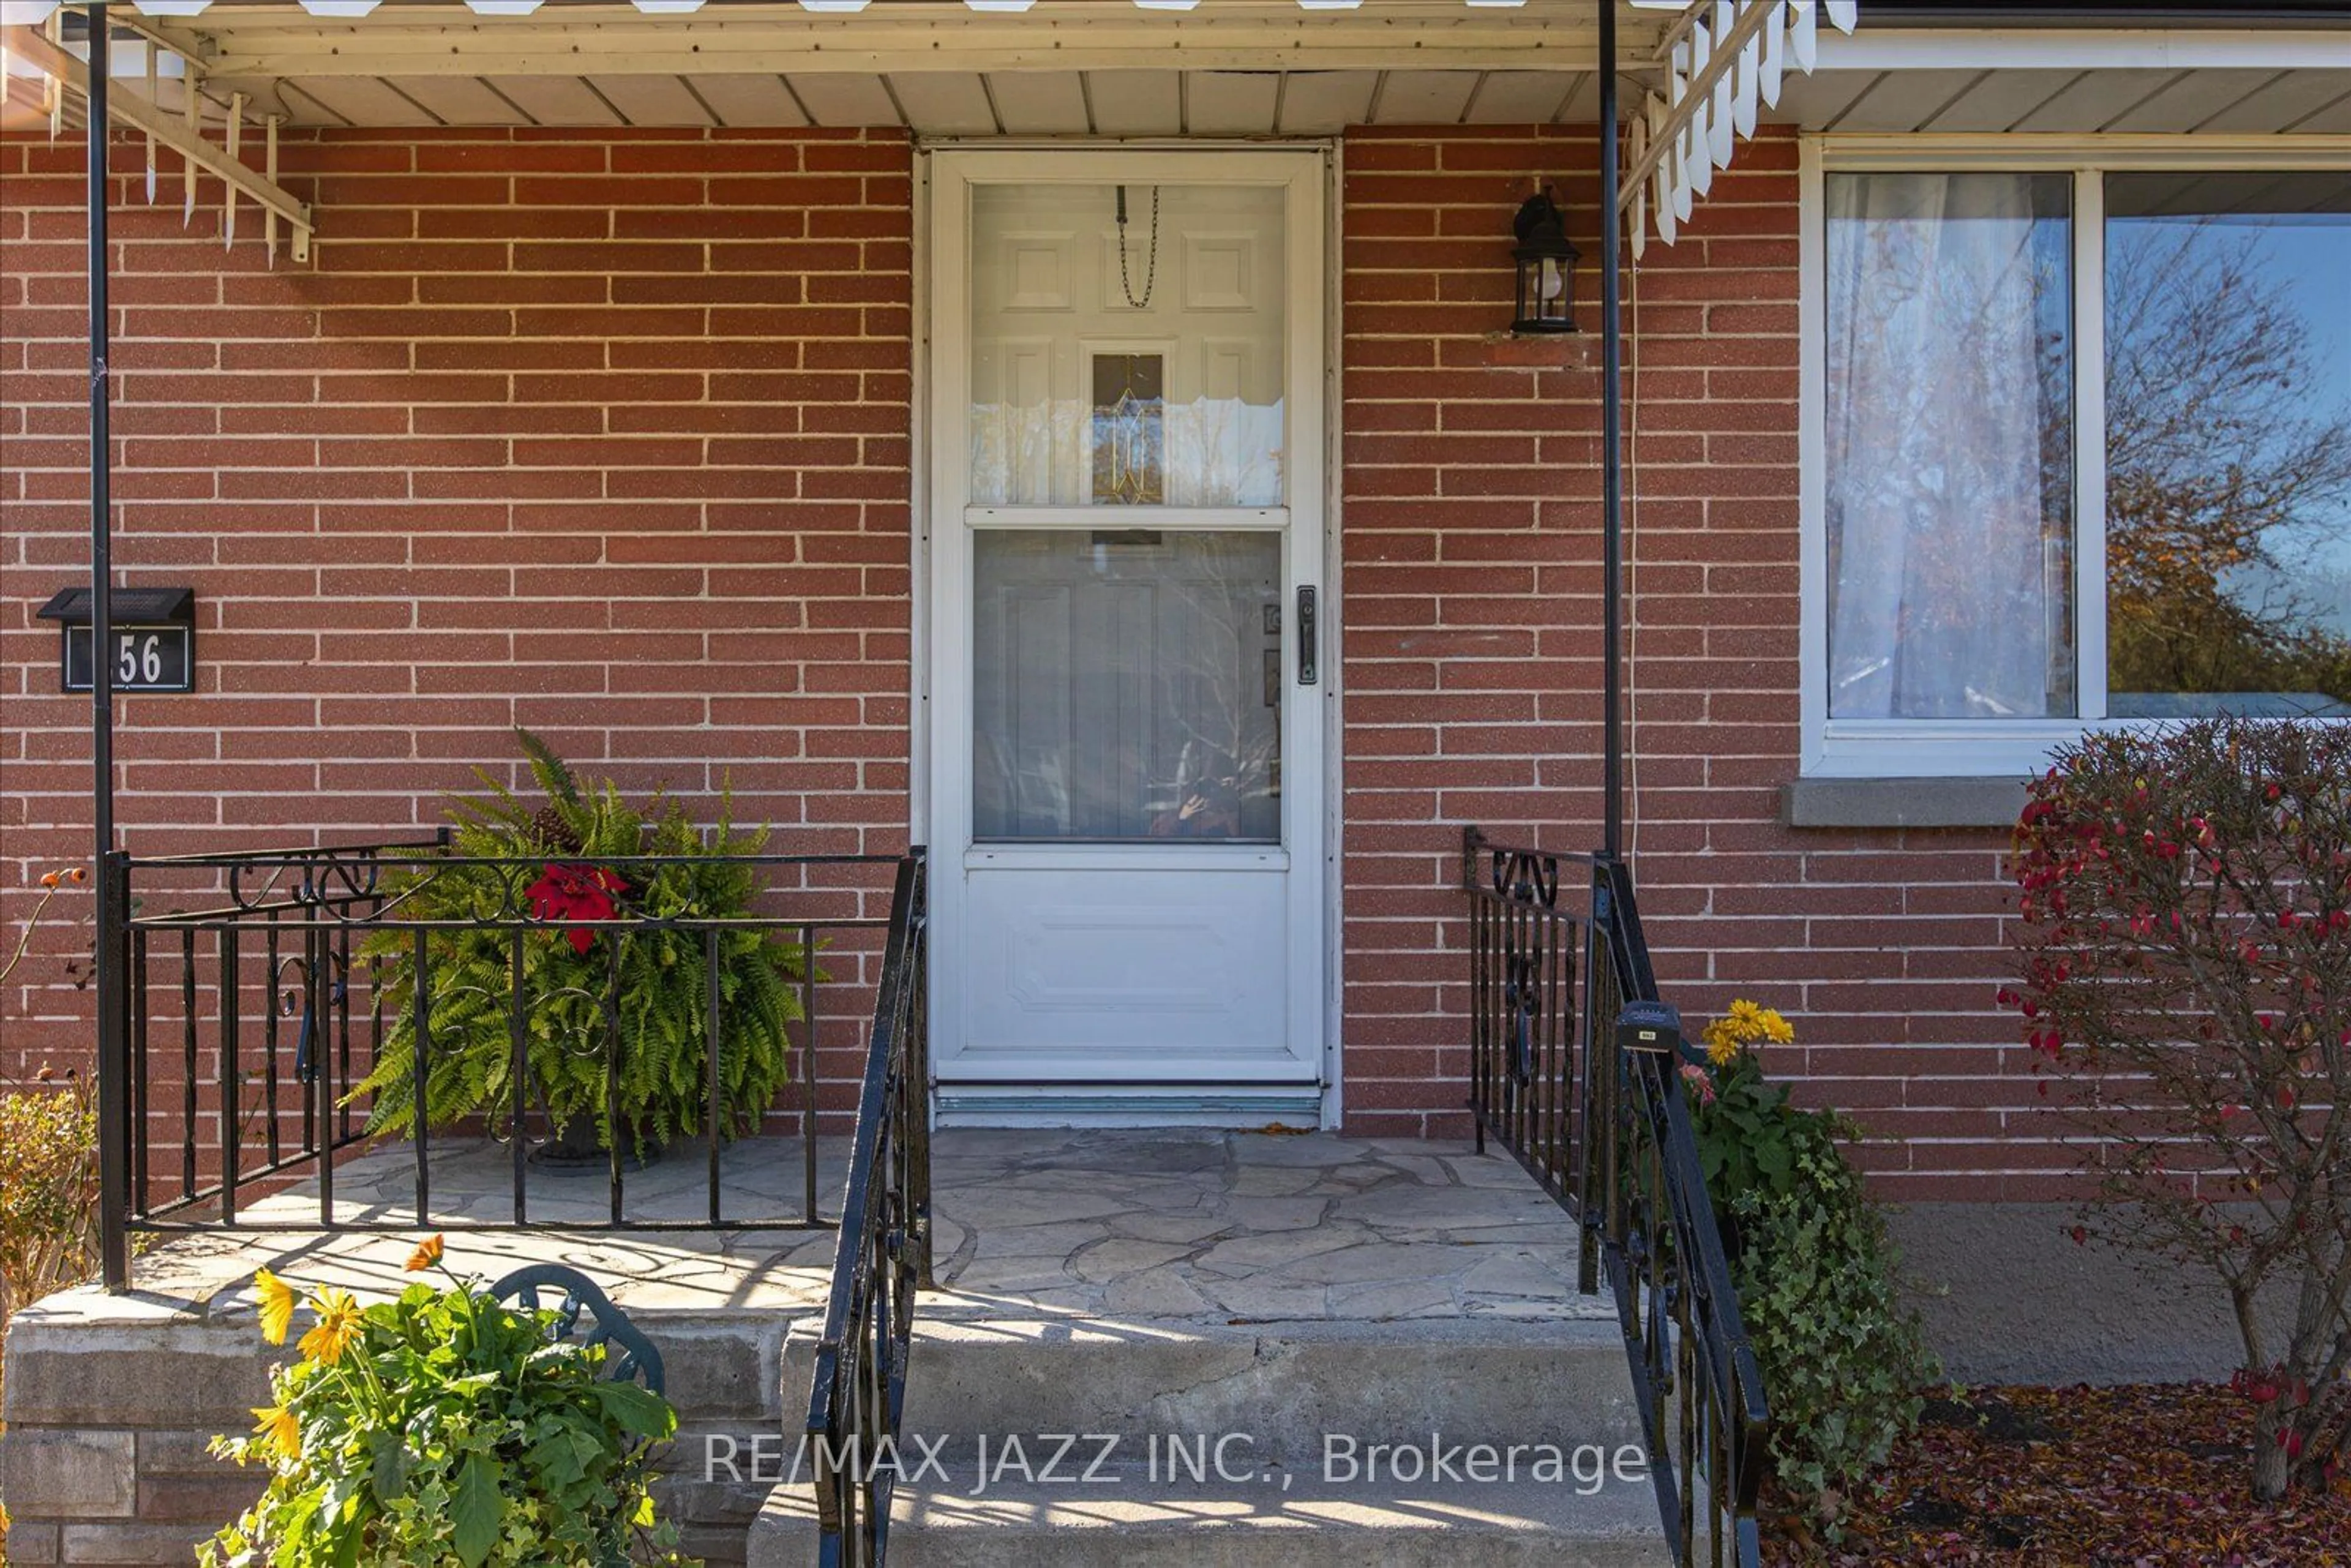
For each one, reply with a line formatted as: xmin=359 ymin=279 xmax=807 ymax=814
xmin=1798 ymin=134 xmax=2351 ymax=779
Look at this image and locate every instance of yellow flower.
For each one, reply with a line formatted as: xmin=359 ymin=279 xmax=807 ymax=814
xmin=1700 ymin=1015 xmax=1739 ymax=1060
xmin=405 ymin=1234 xmax=446 ymax=1274
xmin=298 ymin=1289 xmax=364 ymax=1367
xmin=1701 ymin=1000 xmax=1795 ymax=1064
xmin=250 ymin=1404 xmax=302 ymax=1461
xmin=254 ymin=1268 xmax=299 ymax=1347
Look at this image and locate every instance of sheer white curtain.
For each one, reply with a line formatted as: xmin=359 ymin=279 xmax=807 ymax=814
xmin=1825 ymin=172 xmax=2073 ymax=720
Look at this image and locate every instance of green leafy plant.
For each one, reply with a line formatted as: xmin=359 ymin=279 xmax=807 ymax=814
xmin=349 ymin=732 xmax=811 ymax=1158
xmin=203 ymin=1238 xmax=690 ymax=1568
xmin=1682 ymin=1001 xmax=1943 ymax=1532
xmin=1679 ymin=1000 xmax=1834 ymax=1205
xmin=1725 ymin=1139 xmax=1940 ymax=1530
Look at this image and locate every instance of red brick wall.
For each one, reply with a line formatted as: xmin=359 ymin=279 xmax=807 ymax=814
xmin=2 ymin=124 xmax=2038 ymax=1198
xmin=1337 ymin=127 xmax=2033 ymax=1200
xmin=0 ymin=127 xmax=915 ymax=1100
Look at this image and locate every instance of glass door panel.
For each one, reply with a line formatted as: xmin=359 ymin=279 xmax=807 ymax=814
xmin=973 ymin=529 xmax=1282 ymax=843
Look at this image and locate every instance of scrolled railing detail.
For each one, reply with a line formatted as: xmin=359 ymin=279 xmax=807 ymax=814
xmin=1492 ymin=847 xmax=1561 ymax=910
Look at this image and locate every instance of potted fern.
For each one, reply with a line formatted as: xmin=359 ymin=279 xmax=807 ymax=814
xmin=349 ymin=732 xmax=808 ymax=1163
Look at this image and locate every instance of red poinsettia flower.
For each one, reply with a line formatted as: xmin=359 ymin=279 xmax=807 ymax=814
xmin=525 ymin=863 xmax=629 ymax=954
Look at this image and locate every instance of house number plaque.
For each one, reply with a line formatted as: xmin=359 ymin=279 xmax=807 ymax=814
xmin=64 ymin=625 xmax=195 ymax=693
xmin=37 ymin=586 xmax=198 ymax=694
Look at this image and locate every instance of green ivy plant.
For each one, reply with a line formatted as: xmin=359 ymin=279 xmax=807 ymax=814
xmin=1682 ymin=1002 xmax=1943 ymax=1534
xmin=349 ymin=731 xmax=810 ymax=1159
xmin=1725 ymin=1139 xmax=1941 ymax=1531
xmin=203 ymin=1239 xmax=689 ymax=1568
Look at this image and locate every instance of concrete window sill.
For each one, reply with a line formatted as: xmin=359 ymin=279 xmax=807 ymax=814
xmin=1781 ymin=775 xmax=2029 ymax=830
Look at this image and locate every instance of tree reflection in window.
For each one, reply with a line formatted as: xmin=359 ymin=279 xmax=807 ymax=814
xmin=2105 ymin=173 xmax=2351 ymax=717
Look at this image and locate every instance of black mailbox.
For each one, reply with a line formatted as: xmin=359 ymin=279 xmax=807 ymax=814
xmin=1616 ymin=1000 xmax=1686 ymax=1058
xmin=36 ymin=587 xmax=197 ymax=694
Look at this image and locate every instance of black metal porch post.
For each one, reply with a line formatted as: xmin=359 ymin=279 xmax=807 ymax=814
xmin=88 ymin=1 xmax=131 ymax=1292
xmin=1597 ymin=1 xmax=1625 ymax=860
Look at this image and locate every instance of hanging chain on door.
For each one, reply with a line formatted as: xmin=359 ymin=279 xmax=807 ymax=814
xmin=1115 ymin=185 xmax=1161 ymax=310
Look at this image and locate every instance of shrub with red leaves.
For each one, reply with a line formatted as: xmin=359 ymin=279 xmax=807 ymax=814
xmin=2006 ymin=716 xmax=2351 ymax=1502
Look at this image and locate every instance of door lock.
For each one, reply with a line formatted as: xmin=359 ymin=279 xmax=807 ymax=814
xmin=1296 ymin=586 xmax=1318 ymax=686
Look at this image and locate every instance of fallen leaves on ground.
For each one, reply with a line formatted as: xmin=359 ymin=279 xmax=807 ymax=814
xmin=1762 ymin=1382 xmax=2351 ymax=1567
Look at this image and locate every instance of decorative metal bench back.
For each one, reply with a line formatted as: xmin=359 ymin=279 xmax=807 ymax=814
xmin=490 ymin=1262 xmax=666 ymax=1398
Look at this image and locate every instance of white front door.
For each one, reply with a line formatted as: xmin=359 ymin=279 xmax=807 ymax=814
xmin=927 ymin=148 xmax=1329 ymax=1122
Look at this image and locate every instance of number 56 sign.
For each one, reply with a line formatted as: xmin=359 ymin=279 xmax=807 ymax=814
xmin=65 ymin=626 xmax=195 ymax=693
xmin=37 ymin=587 xmax=198 ymax=694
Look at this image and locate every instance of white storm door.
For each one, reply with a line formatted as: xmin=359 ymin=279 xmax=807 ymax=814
xmin=928 ymin=149 xmax=1327 ymax=1097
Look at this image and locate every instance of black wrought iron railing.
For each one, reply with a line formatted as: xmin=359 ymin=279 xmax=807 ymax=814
xmin=803 ymin=851 xmax=930 ymax=1568
xmin=95 ymin=836 xmax=919 ymax=1288
xmin=1463 ymin=827 xmax=1769 ymax=1567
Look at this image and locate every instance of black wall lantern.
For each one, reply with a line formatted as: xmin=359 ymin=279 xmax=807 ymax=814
xmin=1511 ymin=188 xmax=1580 ymax=336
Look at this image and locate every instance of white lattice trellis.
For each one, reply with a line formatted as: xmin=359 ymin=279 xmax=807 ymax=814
xmin=1621 ymin=0 xmax=1856 ymax=258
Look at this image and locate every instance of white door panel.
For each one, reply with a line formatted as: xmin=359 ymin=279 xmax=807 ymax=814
xmin=961 ymin=868 xmax=1299 ymax=1072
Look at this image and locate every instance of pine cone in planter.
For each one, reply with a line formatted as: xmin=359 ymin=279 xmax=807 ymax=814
xmin=529 ymin=805 xmax=582 ymax=853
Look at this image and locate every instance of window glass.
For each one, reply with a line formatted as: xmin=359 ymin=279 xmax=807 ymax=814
xmin=969 ymin=184 xmax=1287 ymax=508
xmin=1824 ymin=171 xmax=2075 ymax=719
xmin=972 ymin=530 xmax=1282 ymax=842
xmin=2105 ymin=173 xmax=2351 ymax=718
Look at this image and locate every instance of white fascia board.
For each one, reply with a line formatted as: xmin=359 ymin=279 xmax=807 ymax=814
xmin=187 ymin=6 xmax=1616 ymax=78
xmin=1815 ymin=26 xmax=2351 ymax=73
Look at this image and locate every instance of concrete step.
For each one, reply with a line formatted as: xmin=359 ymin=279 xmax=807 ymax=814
xmin=782 ymin=1315 xmax=1643 ymax=1458
xmin=751 ymin=1313 xmax=1660 ymax=1564
xmin=749 ymin=1474 xmax=1671 ymax=1567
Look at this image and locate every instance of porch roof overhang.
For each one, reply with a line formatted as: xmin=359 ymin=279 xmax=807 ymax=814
xmin=5 ymin=1 xmax=2339 ymax=138
xmin=6 ymin=1 xmax=2341 ymax=268
xmin=10 ymin=1 xmax=1649 ymax=138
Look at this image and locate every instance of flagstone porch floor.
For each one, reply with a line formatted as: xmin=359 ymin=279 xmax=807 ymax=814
xmin=121 ymin=1128 xmax=1611 ymax=1327
xmin=6 ymin=1130 xmax=1622 ymax=1566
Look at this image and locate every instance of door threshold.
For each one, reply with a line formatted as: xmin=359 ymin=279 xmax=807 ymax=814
xmin=933 ymin=1085 xmax=1325 ymax=1129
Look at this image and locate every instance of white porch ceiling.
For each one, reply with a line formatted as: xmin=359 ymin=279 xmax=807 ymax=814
xmin=1775 ymin=65 xmax=2351 ymax=137
xmin=246 ymin=63 xmax=2351 ymax=136
xmin=255 ymin=66 xmax=1609 ymax=130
